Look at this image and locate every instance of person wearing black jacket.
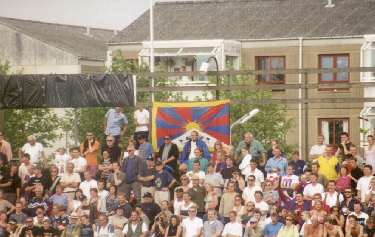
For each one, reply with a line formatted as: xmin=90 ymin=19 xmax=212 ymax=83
xmin=101 ymin=135 xmax=121 ymax=162
xmin=158 ymin=136 xmax=179 ymax=176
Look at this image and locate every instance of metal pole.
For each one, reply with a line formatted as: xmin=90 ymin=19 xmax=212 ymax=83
xmin=303 ymin=72 xmax=309 ymax=160
xmin=150 ymin=0 xmax=155 ymax=102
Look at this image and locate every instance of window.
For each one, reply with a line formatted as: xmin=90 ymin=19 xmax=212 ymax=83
xmin=318 ymin=118 xmax=349 ymax=145
xmin=319 ymin=54 xmax=350 ymax=83
xmin=256 ymin=56 xmax=285 ymax=84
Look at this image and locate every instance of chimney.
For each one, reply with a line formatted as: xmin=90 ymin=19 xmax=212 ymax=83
xmin=325 ymin=0 xmax=335 ymax=8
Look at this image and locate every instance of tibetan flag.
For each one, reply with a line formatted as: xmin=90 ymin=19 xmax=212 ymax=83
xmin=152 ymin=100 xmax=230 ymax=150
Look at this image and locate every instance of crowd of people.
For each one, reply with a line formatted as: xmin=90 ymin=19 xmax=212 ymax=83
xmin=0 ymin=106 xmax=374 ymax=237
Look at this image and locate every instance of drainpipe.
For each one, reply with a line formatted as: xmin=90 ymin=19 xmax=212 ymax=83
xmin=298 ymin=37 xmax=303 ymax=158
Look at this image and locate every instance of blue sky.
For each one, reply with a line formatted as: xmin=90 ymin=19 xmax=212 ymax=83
xmin=0 ymin=0 xmax=150 ymax=30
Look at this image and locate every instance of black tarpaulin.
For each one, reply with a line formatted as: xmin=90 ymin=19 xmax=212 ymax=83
xmin=0 ymin=74 xmax=135 ymax=108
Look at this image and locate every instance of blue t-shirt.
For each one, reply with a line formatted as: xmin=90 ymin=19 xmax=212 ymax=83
xmin=264 ymin=222 xmax=283 ymax=237
xmin=154 ymin=170 xmax=174 ymax=190
xmin=105 ymin=109 xmax=128 ymax=136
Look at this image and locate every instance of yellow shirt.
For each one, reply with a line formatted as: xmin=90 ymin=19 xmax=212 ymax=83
xmin=317 ymin=155 xmax=339 ymax=181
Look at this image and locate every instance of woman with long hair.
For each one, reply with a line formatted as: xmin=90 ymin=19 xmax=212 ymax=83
xmin=105 ymin=185 xmax=119 ymax=216
xmin=165 ymin=215 xmax=181 ymax=237
xmin=80 ymin=132 xmax=100 ymax=174
xmin=211 ymin=141 xmax=225 ymax=163
xmin=330 ymin=206 xmax=345 ymax=228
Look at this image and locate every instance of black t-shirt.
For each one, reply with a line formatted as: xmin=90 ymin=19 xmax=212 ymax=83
xmin=40 ymin=227 xmax=59 ymax=237
xmin=351 ymin=167 xmax=364 ymax=190
xmin=221 ymin=167 xmax=237 ymax=180
xmin=141 ymin=202 xmax=161 ymax=222
xmin=4 ymin=172 xmax=21 ymax=193
xmin=101 ymin=144 xmax=121 ymax=162
xmin=20 ymin=226 xmax=42 ymax=237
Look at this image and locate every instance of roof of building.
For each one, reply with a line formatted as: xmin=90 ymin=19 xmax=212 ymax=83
xmin=110 ymin=0 xmax=375 ymax=44
xmin=0 ymin=17 xmax=115 ymax=60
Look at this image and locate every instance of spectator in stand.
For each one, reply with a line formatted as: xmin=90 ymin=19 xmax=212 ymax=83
xmin=180 ymin=130 xmax=211 ymax=164
xmin=277 ymin=214 xmax=299 ymax=237
xmin=317 ymin=145 xmax=339 ymax=181
xmin=266 ymin=139 xmax=282 ymax=159
xmin=122 ymin=210 xmax=148 ymax=237
xmin=263 ymin=211 xmax=283 ymax=237
xmin=348 ymin=145 xmax=365 ymax=169
xmin=309 ymin=135 xmax=326 ymax=161
xmin=303 ymin=173 xmax=324 ymax=200
xmin=235 ymin=132 xmax=265 ymax=165
xmin=365 ymin=135 xmax=375 ymax=173
xmin=53 ymin=147 xmax=69 ymax=174
xmin=204 ymin=163 xmax=224 ymax=197
xmin=79 ymin=171 xmax=98 ymax=200
xmin=137 ymin=135 xmax=153 ymax=160
xmin=140 ymin=192 xmax=161 ymax=224
xmin=181 ymin=206 xmax=202 ymax=237
xmin=336 ymin=132 xmax=353 ymax=160
xmin=265 ymin=146 xmax=288 ymax=176
xmin=357 ymin=165 xmax=373 ymax=203
xmin=336 ymin=166 xmax=352 ymax=192
xmin=0 ymin=132 xmax=12 ymax=161
xmin=80 ymin=132 xmax=100 ymax=174
xmin=20 ymin=135 xmax=45 ymax=165
xmin=341 ymin=188 xmax=357 ymax=214
xmin=121 ymin=145 xmax=142 ymax=203
xmin=203 ymin=209 xmax=223 ymax=237
xmin=154 ymin=160 xmax=176 ymax=205
xmin=222 ymin=210 xmax=242 ymax=237
xmin=345 ymin=215 xmax=364 ymax=237
xmin=187 ymin=148 xmax=208 ymax=172
xmin=69 ymin=147 xmax=87 ymax=178
xmin=211 ymin=141 xmax=226 ymax=164
xmin=219 ymin=182 xmax=238 ymax=224
xmin=60 ymin=163 xmax=81 ymax=200
xmin=280 ymin=164 xmax=299 ymax=206
xmin=188 ymin=174 xmax=206 ymax=218
xmin=288 ymin=151 xmax=306 ymax=176
xmin=186 ymin=160 xmax=205 ymax=185
xmin=243 ymin=175 xmax=262 ymax=204
xmin=322 ymin=181 xmax=344 ymax=208
xmin=104 ymin=107 xmax=128 ymax=146
xmin=102 ymin=135 xmax=121 ymax=162
xmin=238 ymin=148 xmax=252 ymax=178
xmin=221 ymin=157 xmax=237 ymax=182
xmin=138 ymin=157 xmax=156 ymax=201
xmin=158 ymin=135 xmax=179 ymax=176
xmin=133 ymin=106 xmax=150 ymax=149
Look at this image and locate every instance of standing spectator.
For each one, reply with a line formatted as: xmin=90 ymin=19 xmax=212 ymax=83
xmin=20 ymin=135 xmax=45 ymax=165
xmin=104 ymin=107 xmax=128 ymax=145
xmin=19 ymin=216 xmax=42 ymax=237
xmin=122 ymin=210 xmax=148 ymax=237
xmin=80 ymin=132 xmax=100 ymax=174
xmin=221 ymin=157 xmax=237 ymax=181
xmin=69 ymin=147 xmax=87 ymax=178
xmin=180 ymin=131 xmax=211 ymax=164
xmin=102 ymin=135 xmax=121 ymax=162
xmin=289 ymin=151 xmax=306 ymax=176
xmin=138 ymin=157 xmax=156 ymax=201
xmin=137 ymin=135 xmax=153 ymax=160
xmin=317 ymin=146 xmax=339 ymax=181
xmin=60 ymin=163 xmax=81 ymax=200
xmin=109 ymin=207 xmax=128 ymax=237
xmin=0 ymin=132 xmax=12 ymax=161
xmin=311 ymin=163 xmax=328 ymax=187
xmin=348 ymin=201 xmax=369 ymax=226
xmin=0 ymin=190 xmax=14 ymax=215
xmin=341 ymin=188 xmax=357 ymax=214
xmin=158 ymin=135 xmax=179 ymax=176
xmin=80 ymin=214 xmax=94 ymax=237
xmin=18 ymin=153 xmax=32 ymax=186
xmin=309 ymin=135 xmax=326 ymax=161
xmin=121 ymin=145 xmax=142 ymax=203
xmin=336 ymin=132 xmax=353 ymax=159
xmin=357 ymin=165 xmax=373 ymax=203
xmin=219 ymin=182 xmax=238 ymax=223
xmin=235 ymin=132 xmax=265 ymax=164
xmin=365 ymin=135 xmax=375 ymax=173
xmin=263 ymin=212 xmax=283 ymax=237
xmin=186 ymin=161 xmax=205 ymax=185
xmin=181 ymin=206 xmax=203 ymax=237
xmin=154 ymin=160 xmax=176 ymax=205
xmin=188 ymin=174 xmax=206 ymax=218
xmin=133 ymin=106 xmax=150 ymax=149
xmin=107 ymin=162 xmax=125 ymax=189
xmin=265 ymin=146 xmax=288 ymax=176
xmin=222 ymin=210 xmax=242 ymax=237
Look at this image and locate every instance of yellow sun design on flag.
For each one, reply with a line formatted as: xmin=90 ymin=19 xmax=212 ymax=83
xmin=185 ymin=121 xmax=201 ymax=131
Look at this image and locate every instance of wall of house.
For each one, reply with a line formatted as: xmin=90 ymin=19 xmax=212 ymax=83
xmin=241 ymin=42 xmax=363 ymax=157
xmin=0 ymin=24 xmax=80 ymax=74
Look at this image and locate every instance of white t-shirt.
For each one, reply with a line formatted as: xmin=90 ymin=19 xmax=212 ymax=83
xmin=303 ymin=183 xmax=324 ymax=198
xmin=309 ymin=144 xmax=326 ymax=156
xmin=79 ymin=179 xmax=98 ymax=200
xmin=222 ymin=222 xmax=243 ymax=237
xmin=22 ymin=142 xmax=44 ymax=164
xmin=54 ymin=153 xmax=70 ymax=174
xmin=322 ymin=191 xmax=344 ymax=207
xmin=239 ymin=154 xmax=252 ymax=177
xmin=357 ymin=176 xmax=372 ymax=202
xmin=134 ymin=109 xmax=150 ymax=132
xmin=189 ymin=141 xmax=197 ymax=160
xmin=122 ymin=222 xmax=148 ymax=235
xmin=69 ymin=157 xmax=87 ymax=173
xmin=99 ymin=189 xmax=109 ymax=212
xmin=181 ymin=217 xmax=203 ymax=237
xmin=247 ymin=168 xmax=265 ymax=186
xmin=242 ymin=185 xmax=262 ymax=203
xmin=173 ymin=199 xmax=184 ymax=215
xmin=254 ymin=200 xmax=269 ymax=214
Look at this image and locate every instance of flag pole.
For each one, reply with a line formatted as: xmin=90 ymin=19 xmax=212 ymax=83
xmin=150 ymin=0 xmax=155 ymax=102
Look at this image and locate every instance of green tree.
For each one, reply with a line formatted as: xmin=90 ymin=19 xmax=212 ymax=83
xmin=221 ymin=72 xmax=295 ymax=154
xmin=1 ymin=60 xmax=61 ymax=153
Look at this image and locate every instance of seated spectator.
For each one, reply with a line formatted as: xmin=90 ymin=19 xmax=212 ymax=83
xmin=165 ymin=215 xmax=182 ymax=237
xmin=265 ymin=146 xmax=287 ymax=176
xmin=289 ymin=150 xmax=306 ymax=176
xmin=222 ymin=210 xmax=242 ymax=237
xmin=263 ymin=212 xmax=283 ymax=237
xmin=303 ymin=173 xmax=324 ymax=200
xmin=187 ymin=148 xmax=208 ymax=172
xmin=336 ymin=166 xmax=351 ymax=192
xmin=345 ymin=215 xmax=364 ymax=237
xmin=122 ymin=210 xmax=148 ymax=237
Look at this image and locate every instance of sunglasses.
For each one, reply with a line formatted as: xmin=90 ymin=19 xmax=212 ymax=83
xmin=127 ymin=150 xmax=134 ymax=152
xmin=286 ymin=219 xmax=293 ymax=221
xmin=250 ymin=221 xmax=257 ymax=224
xmin=106 ymin=140 xmax=113 ymax=142
xmin=164 ymin=137 xmax=170 ymax=140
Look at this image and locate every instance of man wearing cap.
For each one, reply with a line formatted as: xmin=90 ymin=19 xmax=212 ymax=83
xmin=138 ymin=157 xmax=156 ymax=202
xmin=180 ymin=131 xmax=211 ymax=164
xmin=137 ymin=135 xmax=153 ymax=160
xmin=158 ymin=135 xmax=179 ymax=175
xmin=61 ymin=213 xmax=81 ymax=237
xmin=140 ymin=192 xmax=161 ymax=224
xmin=203 ymin=209 xmax=223 ymax=237
xmin=154 ymin=160 xmax=176 ymax=205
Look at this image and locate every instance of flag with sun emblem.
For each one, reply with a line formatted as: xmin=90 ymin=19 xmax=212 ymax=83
xmin=152 ymin=100 xmax=230 ymax=150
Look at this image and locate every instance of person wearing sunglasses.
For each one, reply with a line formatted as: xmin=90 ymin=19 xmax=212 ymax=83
xmin=158 ymin=135 xmax=179 ymax=175
xmin=277 ymin=214 xmax=299 ymax=237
